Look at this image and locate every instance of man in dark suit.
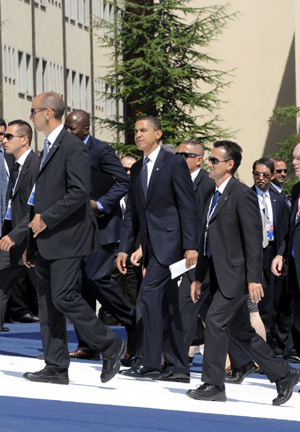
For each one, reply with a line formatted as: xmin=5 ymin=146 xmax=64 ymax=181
xmin=117 ymin=116 xmax=198 ymax=383
xmin=22 ymin=92 xmax=126 ymax=385
xmin=64 ymin=110 xmax=136 ymax=361
xmin=176 ymin=141 xmax=214 ymax=357
xmin=251 ymin=157 xmax=287 ymax=337
xmin=187 ymin=140 xmax=299 ymax=405
xmin=272 ymin=142 xmax=300 ymax=363
xmin=0 ymin=120 xmax=39 ymax=329
xmin=268 ymin=157 xmax=292 ymax=355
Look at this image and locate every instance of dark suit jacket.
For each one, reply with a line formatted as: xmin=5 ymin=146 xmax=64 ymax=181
xmin=120 ymin=147 xmax=199 ymax=266
xmin=86 ymin=135 xmax=129 ymax=245
xmin=195 ymin=177 xmax=263 ymax=297
xmin=193 ymin=168 xmax=215 ymax=230
xmin=27 ymin=128 xmax=97 ymax=260
xmin=278 ymin=181 xmax=300 ymax=292
xmin=2 ymin=150 xmax=39 ymax=249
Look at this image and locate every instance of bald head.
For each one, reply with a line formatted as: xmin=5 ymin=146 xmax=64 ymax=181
xmin=121 ymin=155 xmax=137 ymax=177
xmin=64 ymin=110 xmax=90 ymax=141
xmin=293 ymin=143 xmax=300 ymax=177
xmin=176 ymin=141 xmax=204 ymax=173
xmin=39 ymin=92 xmax=65 ymax=119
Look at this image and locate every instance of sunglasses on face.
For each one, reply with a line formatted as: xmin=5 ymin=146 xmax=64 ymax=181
xmin=4 ymin=133 xmax=25 ymax=141
xmin=175 ymin=152 xmax=200 ymax=158
xmin=275 ymin=169 xmax=287 ymax=174
xmin=0 ymin=133 xmax=4 ymax=136
xmin=208 ymin=156 xmax=230 ymax=165
xmin=30 ymin=108 xmax=49 ymax=116
xmin=253 ymin=171 xmax=271 ymax=179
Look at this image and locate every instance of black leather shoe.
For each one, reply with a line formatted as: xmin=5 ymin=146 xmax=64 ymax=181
xmin=69 ymin=349 xmax=100 ymax=361
xmin=121 ymin=355 xmax=139 ymax=367
xmin=225 ymin=361 xmax=257 ymax=384
xmin=283 ymin=355 xmax=300 ymax=363
xmin=101 ymin=339 xmax=126 ymax=383
xmin=156 ymin=371 xmax=190 ymax=383
xmin=23 ymin=367 xmax=69 ymax=385
xmin=272 ymin=368 xmax=300 ymax=406
xmin=11 ymin=312 xmax=39 ymax=323
xmin=119 ymin=364 xmax=160 ymax=378
xmin=186 ymin=383 xmax=226 ymax=401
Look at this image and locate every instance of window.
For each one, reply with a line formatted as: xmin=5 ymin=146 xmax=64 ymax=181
xmin=72 ymin=71 xmax=77 ymax=108
xmin=26 ymin=54 xmax=33 ymax=96
xmin=18 ymin=51 xmax=25 ymax=94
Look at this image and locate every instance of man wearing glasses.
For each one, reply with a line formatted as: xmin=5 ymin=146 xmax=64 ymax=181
xmin=22 ymin=92 xmax=126 ymax=385
xmin=175 ymin=141 xmax=214 ymax=361
xmin=186 ymin=141 xmax=299 ymax=405
xmin=0 ymin=120 xmax=40 ymax=332
xmin=270 ymin=157 xmax=290 ymax=205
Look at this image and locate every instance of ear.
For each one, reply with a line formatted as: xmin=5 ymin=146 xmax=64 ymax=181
xmin=155 ymin=129 xmax=163 ymax=141
xmin=228 ymin=159 xmax=235 ymax=172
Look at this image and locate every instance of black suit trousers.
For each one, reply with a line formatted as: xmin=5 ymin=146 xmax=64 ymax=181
xmin=138 ymin=254 xmax=189 ymax=374
xmin=74 ymin=243 xmax=135 ymax=353
xmin=202 ymin=262 xmax=290 ymax=387
xmin=35 ymin=253 xmax=120 ymax=371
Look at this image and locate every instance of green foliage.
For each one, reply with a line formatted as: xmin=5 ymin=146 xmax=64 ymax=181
xmin=95 ymin=0 xmax=235 ymax=153
xmin=268 ymin=105 xmax=300 ymax=193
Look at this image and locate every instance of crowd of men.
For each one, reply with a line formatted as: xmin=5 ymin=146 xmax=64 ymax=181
xmin=0 ymin=91 xmax=299 ymax=405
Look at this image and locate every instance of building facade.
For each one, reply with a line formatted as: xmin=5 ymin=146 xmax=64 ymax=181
xmin=0 ymin=0 xmax=299 ymax=185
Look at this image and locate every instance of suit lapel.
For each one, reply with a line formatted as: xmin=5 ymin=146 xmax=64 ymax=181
xmin=207 ymin=177 xmax=234 ymax=223
xmin=38 ymin=128 xmax=65 ymax=174
xmin=12 ymin=151 xmax=32 ymax=199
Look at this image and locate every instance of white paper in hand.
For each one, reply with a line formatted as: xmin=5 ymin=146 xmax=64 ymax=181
xmin=169 ymin=258 xmax=196 ymax=279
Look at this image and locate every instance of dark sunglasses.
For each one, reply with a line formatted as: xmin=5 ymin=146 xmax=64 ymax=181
xmin=175 ymin=152 xmax=200 ymax=158
xmin=276 ymin=169 xmax=287 ymax=174
xmin=0 ymin=132 xmax=4 ymax=136
xmin=4 ymin=133 xmax=25 ymax=141
xmin=253 ymin=171 xmax=271 ymax=179
xmin=208 ymin=156 xmax=230 ymax=165
xmin=30 ymin=108 xmax=49 ymax=116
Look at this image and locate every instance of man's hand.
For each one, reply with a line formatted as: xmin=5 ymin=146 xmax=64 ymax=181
xmin=271 ymin=255 xmax=284 ymax=277
xmin=0 ymin=235 xmax=15 ymax=252
xmin=116 ymin=252 xmax=128 ymax=274
xmin=22 ymin=250 xmax=35 ymax=268
xmin=248 ymin=282 xmax=264 ymax=303
xmin=28 ymin=214 xmax=47 ymax=238
xmin=191 ymin=280 xmax=202 ymax=303
xmin=184 ymin=249 xmax=198 ymax=269
xmin=90 ymin=200 xmax=100 ymax=215
xmin=131 ymin=245 xmax=143 ymax=267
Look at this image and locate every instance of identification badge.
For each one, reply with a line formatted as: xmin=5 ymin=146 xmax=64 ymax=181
xmin=266 ymin=223 xmax=274 ymax=241
xmin=27 ymin=184 xmax=35 ymax=206
xmin=4 ymin=199 xmax=12 ymax=220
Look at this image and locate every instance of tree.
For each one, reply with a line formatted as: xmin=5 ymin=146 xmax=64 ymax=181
xmin=96 ymin=0 xmax=235 ymax=154
xmin=268 ymin=105 xmax=300 ymax=194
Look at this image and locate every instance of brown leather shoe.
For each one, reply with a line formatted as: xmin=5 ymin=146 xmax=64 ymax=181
xmin=69 ymin=349 xmax=99 ymax=361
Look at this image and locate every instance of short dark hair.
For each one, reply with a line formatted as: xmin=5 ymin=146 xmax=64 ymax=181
xmin=136 ymin=115 xmax=161 ymax=131
xmin=252 ymin=157 xmax=274 ymax=174
xmin=0 ymin=118 xmax=7 ymax=129
xmin=8 ymin=119 xmax=33 ymax=145
xmin=213 ymin=140 xmax=242 ymax=174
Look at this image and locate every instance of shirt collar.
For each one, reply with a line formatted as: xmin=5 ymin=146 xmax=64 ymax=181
xmin=144 ymin=145 xmax=161 ymax=164
xmin=83 ymin=134 xmax=91 ymax=145
xmin=191 ymin=168 xmax=201 ymax=182
xmin=46 ymin=124 xmax=64 ymax=146
xmin=255 ymin=185 xmax=270 ymax=197
xmin=216 ymin=176 xmax=232 ymax=194
xmin=271 ymin=182 xmax=282 ymax=193
xmin=16 ymin=148 xmax=32 ymax=166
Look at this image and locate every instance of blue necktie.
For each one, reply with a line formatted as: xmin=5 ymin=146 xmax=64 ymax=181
xmin=206 ymin=190 xmax=221 ymax=257
xmin=40 ymin=138 xmax=50 ymax=170
xmin=141 ymin=157 xmax=150 ymax=200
